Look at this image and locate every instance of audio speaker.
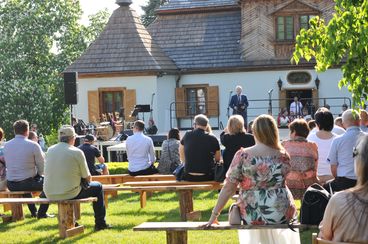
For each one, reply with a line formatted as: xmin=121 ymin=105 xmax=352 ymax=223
xmin=64 ymin=72 xmax=78 ymax=105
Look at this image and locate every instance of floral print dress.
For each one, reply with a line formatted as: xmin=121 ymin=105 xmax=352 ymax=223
xmin=226 ymin=150 xmax=296 ymax=225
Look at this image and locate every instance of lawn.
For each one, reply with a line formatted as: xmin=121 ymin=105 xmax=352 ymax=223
xmin=0 ymin=190 xmax=317 ymax=243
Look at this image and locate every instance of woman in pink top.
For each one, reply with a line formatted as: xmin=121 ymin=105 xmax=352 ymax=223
xmin=282 ymin=119 xmax=318 ymax=199
xmin=319 ymin=134 xmax=368 ymax=242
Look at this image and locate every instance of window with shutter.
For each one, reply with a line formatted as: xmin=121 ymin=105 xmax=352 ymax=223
xmin=175 ymin=87 xmax=186 ymax=118
xmin=207 ymin=86 xmax=219 ymax=117
xmin=88 ymin=91 xmax=100 ymax=123
xmin=124 ymin=89 xmax=136 ymax=121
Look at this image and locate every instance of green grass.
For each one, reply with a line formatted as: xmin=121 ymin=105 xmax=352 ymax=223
xmin=0 ymin=191 xmax=317 ymax=243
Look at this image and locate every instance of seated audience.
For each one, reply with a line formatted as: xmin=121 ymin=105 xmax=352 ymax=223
xmin=307 ymin=108 xmax=336 ymax=184
xmin=4 ymin=120 xmax=52 ymax=218
xmin=334 ymin=116 xmax=343 ymax=128
xmin=79 ymin=134 xmax=109 ymax=175
xmin=302 ymin=107 xmax=312 ymax=121
xmin=326 ymin=109 xmax=365 ymax=192
xmin=0 ymin=128 xmax=5 ymax=191
xmin=28 ymin=131 xmax=38 ymax=142
xmin=220 ymin=115 xmax=255 ymax=173
xmin=308 ymin=119 xmax=317 ymax=134
xmin=0 ymin=127 xmax=4 ymax=160
xmin=126 ymin=120 xmax=158 ymax=176
xmin=203 ymin=114 xmax=296 ymax=227
xmin=282 ymin=119 xmax=318 ymax=199
xmin=157 ymin=128 xmax=181 ymax=174
xmin=277 ymin=108 xmax=290 ymax=127
xmin=247 ymin=120 xmax=253 ymax=134
xmin=360 ymin=110 xmax=368 ymax=132
xmin=319 ymin=134 xmax=368 ymax=242
xmin=338 ymin=103 xmax=348 ymax=117
xmin=44 ymin=125 xmax=110 ymax=231
xmin=179 ymin=114 xmax=220 ymax=181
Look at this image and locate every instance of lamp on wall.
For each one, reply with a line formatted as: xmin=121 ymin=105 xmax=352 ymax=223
xmin=315 ymin=76 xmax=320 ymax=90
xmin=277 ymin=77 xmax=283 ymax=91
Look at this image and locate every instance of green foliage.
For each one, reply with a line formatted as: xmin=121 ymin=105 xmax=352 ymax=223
xmin=292 ymin=0 xmax=368 ymax=108
xmin=141 ymin=0 xmax=167 ymax=26
xmin=107 ymin=162 xmax=129 ymax=174
xmin=0 ymin=0 xmax=109 ymax=139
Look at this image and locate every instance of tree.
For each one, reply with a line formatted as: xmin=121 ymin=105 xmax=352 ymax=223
xmin=141 ymin=0 xmax=167 ymax=27
xmin=292 ymin=0 xmax=368 ymax=108
xmin=0 ymin=0 xmax=109 ymax=139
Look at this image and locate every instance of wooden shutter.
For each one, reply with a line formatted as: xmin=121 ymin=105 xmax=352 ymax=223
xmin=207 ymin=86 xmax=219 ymax=117
xmin=279 ymin=89 xmax=287 ymax=111
xmin=175 ymin=87 xmax=186 ymax=118
xmin=88 ymin=90 xmax=100 ymax=123
xmin=312 ymin=88 xmax=319 ymax=109
xmin=124 ymin=89 xmax=136 ymax=121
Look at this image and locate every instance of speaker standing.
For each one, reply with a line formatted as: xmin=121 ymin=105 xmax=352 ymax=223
xmin=229 ymin=85 xmax=249 ymax=126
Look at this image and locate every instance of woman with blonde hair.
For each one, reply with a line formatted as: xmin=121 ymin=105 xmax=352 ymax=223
xmin=319 ymin=134 xmax=368 ymax=242
xmin=203 ymin=114 xmax=297 ymax=243
xmin=220 ymin=115 xmax=255 ymax=172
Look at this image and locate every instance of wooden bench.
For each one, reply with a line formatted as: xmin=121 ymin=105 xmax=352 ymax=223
xmin=91 ymin=174 xmax=175 ymax=184
xmin=103 ymin=184 xmax=221 ymax=221
xmin=134 ymin=221 xmax=316 ymax=244
xmin=122 ymin=181 xmax=223 ymax=209
xmin=0 ymin=197 xmax=96 ymax=238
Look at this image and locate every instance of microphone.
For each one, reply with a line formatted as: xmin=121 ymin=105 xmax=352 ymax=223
xmin=268 ymin=89 xmax=273 ymax=94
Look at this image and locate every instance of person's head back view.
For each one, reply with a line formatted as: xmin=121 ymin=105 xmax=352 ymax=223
xmin=354 ymin=135 xmax=368 ymax=192
xmin=133 ymin=120 xmax=145 ymax=132
xmin=342 ymin=109 xmax=360 ymax=128
xmin=194 ymin=114 xmax=208 ymax=129
xmin=13 ymin=120 xmax=29 ymax=136
xmin=253 ymin=114 xmax=280 ymax=149
xmin=315 ymin=108 xmax=334 ymax=132
xmin=227 ymin=115 xmax=245 ymax=135
xmin=289 ymin=119 xmax=310 ymax=138
xmin=168 ymin=128 xmax=180 ymax=140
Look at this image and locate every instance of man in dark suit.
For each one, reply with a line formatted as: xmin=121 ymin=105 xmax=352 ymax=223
xmin=229 ymin=85 xmax=249 ymax=125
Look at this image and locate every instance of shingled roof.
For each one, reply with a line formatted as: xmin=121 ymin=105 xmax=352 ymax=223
xmin=148 ymin=5 xmax=244 ymax=71
xmin=65 ymin=2 xmax=177 ymax=74
xmin=158 ymin=0 xmax=238 ymax=12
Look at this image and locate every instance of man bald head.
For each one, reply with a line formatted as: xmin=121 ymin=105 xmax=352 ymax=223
xmin=342 ymin=109 xmax=360 ymax=128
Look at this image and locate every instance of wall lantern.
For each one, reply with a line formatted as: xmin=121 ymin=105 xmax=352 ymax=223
xmin=277 ymin=77 xmax=283 ymax=91
xmin=315 ymin=76 xmax=320 ymax=90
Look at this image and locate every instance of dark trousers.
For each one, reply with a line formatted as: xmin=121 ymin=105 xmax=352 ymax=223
xmin=324 ymin=177 xmax=357 ymax=193
xmin=73 ymin=181 xmax=106 ymax=226
xmin=182 ymin=173 xmax=214 ymax=182
xmin=128 ymin=164 xmax=158 ymax=176
xmin=7 ymin=176 xmax=49 ymax=216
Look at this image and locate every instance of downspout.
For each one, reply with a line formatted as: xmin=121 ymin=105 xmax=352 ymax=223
xmin=175 ymin=70 xmax=182 ymax=129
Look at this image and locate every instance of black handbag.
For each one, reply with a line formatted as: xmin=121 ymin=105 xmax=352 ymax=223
xmin=214 ymin=162 xmax=226 ymax=182
xmin=80 ymin=178 xmax=90 ymax=190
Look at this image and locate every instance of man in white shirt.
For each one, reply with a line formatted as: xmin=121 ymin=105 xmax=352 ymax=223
xmin=289 ymin=96 xmax=303 ymax=117
xmin=126 ymin=120 xmax=158 ymax=176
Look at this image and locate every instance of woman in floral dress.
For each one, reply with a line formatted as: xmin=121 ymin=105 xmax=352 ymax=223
xmin=203 ymin=114 xmax=296 ymax=227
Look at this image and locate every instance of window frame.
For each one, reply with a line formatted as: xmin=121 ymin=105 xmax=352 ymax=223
xmin=98 ymin=87 xmax=124 ymax=118
xmin=183 ymin=84 xmax=208 ymax=116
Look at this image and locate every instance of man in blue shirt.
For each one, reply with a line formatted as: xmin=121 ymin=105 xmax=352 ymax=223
xmin=126 ymin=120 xmax=158 ymax=176
xmin=326 ymin=109 xmax=366 ymax=192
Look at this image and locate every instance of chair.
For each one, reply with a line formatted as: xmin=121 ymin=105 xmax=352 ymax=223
xmin=312 ymin=233 xmax=360 ymax=244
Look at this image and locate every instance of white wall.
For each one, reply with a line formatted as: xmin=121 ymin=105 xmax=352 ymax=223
xmin=75 ymin=75 xmax=157 ymax=126
xmin=156 ymin=75 xmax=177 ymax=132
xmin=178 ymin=68 xmax=350 ymax=127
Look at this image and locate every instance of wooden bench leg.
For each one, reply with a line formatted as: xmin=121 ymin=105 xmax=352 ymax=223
xmin=166 ymin=230 xmax=187 ymax=244
xmin=178 ymin=190 xmax=193 ymax=221
xmin=104 ymin=192 xmax=109 ymax=208
xmin=73 ymin=202 xmax=81 ymax=220
xmin=58 ymin=203 xmax=84 ymax=238
xmin=140 ymin=191 xmax=147 ymax=208
xmin=11 ymin=203 xmax=24 ymax=222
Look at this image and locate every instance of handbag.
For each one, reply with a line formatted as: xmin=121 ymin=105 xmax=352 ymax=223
xmin=173 ymin=164 xmax=185 ymax=181
xmin=80 ymin=178 xmax=90 ymax=190
xmin=228 ymin=203 xmax=242 ymax=225
xmin=214 ymin=162 xmax=226 ymax=182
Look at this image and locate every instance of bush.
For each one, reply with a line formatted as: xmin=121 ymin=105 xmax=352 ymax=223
xmin=107 ymin=162 xmax=129 ymax=174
